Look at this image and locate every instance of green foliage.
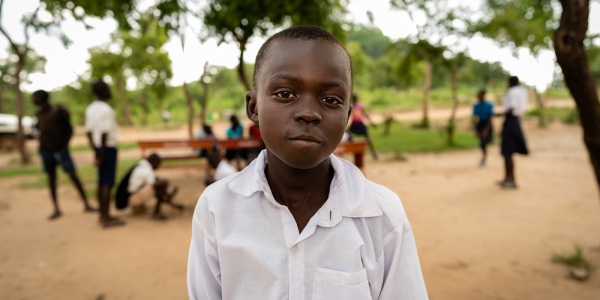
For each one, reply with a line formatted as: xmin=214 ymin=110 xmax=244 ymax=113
xmin=347 ymin=25 xmax=391 ymax=59
xmin=526 ymin=107 xmax=580 ymax=124
xmin=202 ymin=0 xmax=348 ymax=89
xmin=552 ymin=245 xmax=592 ymax=270
xmin=369 ymin=120 xmax=479 ymax=153
xmin=475 ymin=0 xmax=559 ymax=54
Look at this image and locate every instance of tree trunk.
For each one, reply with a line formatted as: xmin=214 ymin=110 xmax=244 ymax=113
xmin=200 ymin=81 xmax=208 ymax=125
xmin=141 ymin=91 xmax=149 ymax=126
xmin=447 ymin=69 xmax=459 ymax=146
xmin=237 ymin=40 xmax=251 ymax=92
xmin=555 ymin=0 xmax=600 ymax=196
xmin=183 ymin=82 xmax=194 ymax=139
xmin=533 ymin=89 xmax=547 ymax=127
xmin=14 ymin=53 xmax=30 ymax=164
xmin=117 ymin=81 xmax=132 ymax=126
xmin=0 ymin=87 xmax=6 ymax=112
xmin=420 ymin=57 xmax=432 ymax=128
xmin=199 ymin=62 xmax=209 ymax=124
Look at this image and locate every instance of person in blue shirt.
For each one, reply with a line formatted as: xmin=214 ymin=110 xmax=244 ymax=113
xmin=472 ymin=89 xmax=494 ymax=167
xmin=224 ymin=115 xmax=247 ymax=169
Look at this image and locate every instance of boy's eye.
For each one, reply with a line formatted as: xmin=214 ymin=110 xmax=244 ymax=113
xmin=274 ymin=91 xmax=296 ymax=99
xmin=321 ymin=97 xmax=343 ymax=106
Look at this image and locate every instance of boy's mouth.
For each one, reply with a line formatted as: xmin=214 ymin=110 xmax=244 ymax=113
xmin=288 ymin=135 xmax=322 ymax=144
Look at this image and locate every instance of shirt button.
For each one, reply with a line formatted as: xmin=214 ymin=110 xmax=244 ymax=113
xmin=290 ymin=245 xmax=299 ymax=254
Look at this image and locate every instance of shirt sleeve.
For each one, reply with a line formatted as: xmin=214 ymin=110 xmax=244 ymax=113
xmin=188 ymin=194 xmax=222 ymax=299
xmin=376 ymin=217 xmax=428 ymax=299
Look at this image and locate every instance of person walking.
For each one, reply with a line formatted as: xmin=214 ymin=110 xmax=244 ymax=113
xmin=472 ymin=89 xmax=494 ymax=168
xmin=33 ymin=90 xmax=97 ymax=220
xmin=496 ymin=76 xmax=529 ymax=189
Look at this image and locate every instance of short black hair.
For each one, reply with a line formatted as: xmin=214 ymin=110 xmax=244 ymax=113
xmin=92 ymin=79 xmax=112 ymax=100
xmin=147 ymin=153 xmax=162 ymax=165
xmin=33 ymin=90 xmax=49 ymax=103
xmin=478 ymin=89 xmax=486 ymax=95
xmin=252 ymin=25 xmax=352 ymax=91
xmin=508 ymin=76 xmax=519 ymax=87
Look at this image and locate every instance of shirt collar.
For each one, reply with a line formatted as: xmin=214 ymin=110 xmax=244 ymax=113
xmin=226 ymin=150 xmax=383 ymax=227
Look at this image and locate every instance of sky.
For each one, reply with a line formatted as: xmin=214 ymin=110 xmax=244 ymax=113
xmin=1 ymin=0 xmax=599 ymax=93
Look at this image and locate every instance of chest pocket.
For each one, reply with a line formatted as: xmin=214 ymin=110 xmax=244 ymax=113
xmin=312 ymin=267 xmax=371 ymax=300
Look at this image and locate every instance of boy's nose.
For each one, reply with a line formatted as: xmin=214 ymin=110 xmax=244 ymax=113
xmin=293 ymin=98 xmax=322 ymax=124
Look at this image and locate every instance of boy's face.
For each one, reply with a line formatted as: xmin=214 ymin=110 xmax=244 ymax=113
xmin=246 ymin=39 xmax=352 ymax=169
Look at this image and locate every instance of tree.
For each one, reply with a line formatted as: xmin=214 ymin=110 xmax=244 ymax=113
xmin=0 ymin=4 xmax=43 ymax=163
xmin=554 ymin=0 xmax=600 ymax=196
xmin=391 ymin=0 xmax=464 ymax=128
xmin=0 ymin=0 xmax=138 ymax=164
xmin=475 ymin=0 xmax=559 ymax=127
xmin=477 ymin=0 xmax=600 ymax=196
xmin=203 ymin=0 xmax=347 ymax=91
xmin=0 ymin=50 xmax=45 ymax=113
xmin=442 ymin=52 xmax=468 ymax=146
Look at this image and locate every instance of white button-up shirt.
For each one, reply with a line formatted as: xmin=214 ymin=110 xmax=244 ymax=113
xmin=503 ymin=85 xmax=529 ymax=116
xmin=188 ymin=150 xmax=428 ymax=300
xmin=127 ymin=159 xmax=156 ymax=193
xmin=85 ymin=100 xmax=118 ymax=147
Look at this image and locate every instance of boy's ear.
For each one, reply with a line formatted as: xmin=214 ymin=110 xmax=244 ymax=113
xmin=246 ymin=91 xmax=259 ymax=123
xmin=346 ymin=104 xmax=352 ymax=121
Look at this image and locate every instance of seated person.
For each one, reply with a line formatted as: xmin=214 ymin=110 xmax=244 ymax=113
xmin=204 ymin=146 xmax=238 ymax=186
xmin=247 ymin=123 xmax=265 ymax=163
xmin=127 ymin=154 xmax=183 ymax=220
xmin=224 ymin=115 xmax=247 ymax=169
xmin=195 ymin=123 xmax=216 ymax=157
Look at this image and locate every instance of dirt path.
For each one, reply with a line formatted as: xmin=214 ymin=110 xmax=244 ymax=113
xmin=1 ymin=117 xmax=599 ymax=299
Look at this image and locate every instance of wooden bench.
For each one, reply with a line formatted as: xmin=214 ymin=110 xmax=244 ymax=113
xmin=137 ymin=139 xmax=368 ymax=170
xmin=138 ymin=138 xmax=263 ymax=167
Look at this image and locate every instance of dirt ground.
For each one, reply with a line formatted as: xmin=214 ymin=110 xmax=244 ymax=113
xmin=1 ymin=117 xmax=599 ymax=300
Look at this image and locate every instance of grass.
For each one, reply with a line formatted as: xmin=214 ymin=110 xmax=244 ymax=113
xmin=70 ymin=141 xmax=139 ymax=153
xmin=552 ymin=245 xmax=592 ymax=270
xmin=525 ymin=107 xmax=579 ymax=125
xmin=0 ymin=165 xmax=42 ymax=178
xmin=18 ymin=158 xmax=139 ymax=199
xmin=369 ymin=120 xmax=479 ymax=153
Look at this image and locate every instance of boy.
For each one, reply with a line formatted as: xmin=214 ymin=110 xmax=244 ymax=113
xmin=85 ymin=79 xmax=125 ymax=228
xmin=116 ymin=153 xmax=182 ymax=220
xmin=472 ymin=89 xmax=494 ymax=167
xmin=187 ymin=26 xmax=427 ymax=299
xmin=33 ymin=90 xmax=97 ymax=220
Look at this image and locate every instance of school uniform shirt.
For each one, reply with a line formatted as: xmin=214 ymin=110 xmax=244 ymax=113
xmin=127 ymin=159 xmax=156 ymax=193
xmin=472 ymin=101 xmax=494 ymax=122
xmin=85 ymin=100 xmax=118 ymax=148
xmin=188 ymin=150 xmax=428 ymax=300
xmin=503 ymin=85 xmax=528 ymax=116
xmin=214 ymin=160 xmax=238 ymax=181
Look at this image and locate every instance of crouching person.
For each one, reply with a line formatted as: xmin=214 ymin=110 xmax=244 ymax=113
xmin=116 ymin=153 xmax=183 ymax=220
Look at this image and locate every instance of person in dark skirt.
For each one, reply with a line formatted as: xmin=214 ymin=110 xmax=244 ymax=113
xmin=472 ymin=89 xmax=494 ymax=167
xmin=348 ymin=93 xmax=378 ymax=160
xmin=496 ymin=76 xmax=529 ymax=189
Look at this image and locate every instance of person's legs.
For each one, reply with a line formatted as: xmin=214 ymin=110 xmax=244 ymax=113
xmin=40 ymin=150 xmax=61 ymax=220
xmin=67 ymin=172 xmax=97 ymax=212
xmin=351 ymin=122 xmax=378 ymax=160
xmin=97 ymin=147 xmax=124 ymax=227
xmin=152 ymin=180 xmax=169 ymax=220
xmin=47 ymin=171 xmax=61 ymax=220
xmin=58 ymin=148 xmax=97 ymax=212
xmin=479 ymin=141 xmax=487 ymax=167
xmin=499 ymin=155 xmax=517 ymax=188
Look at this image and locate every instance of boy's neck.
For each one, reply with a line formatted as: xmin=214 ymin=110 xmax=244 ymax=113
xmin=264 ymin=151 xmax=334 ymax=212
